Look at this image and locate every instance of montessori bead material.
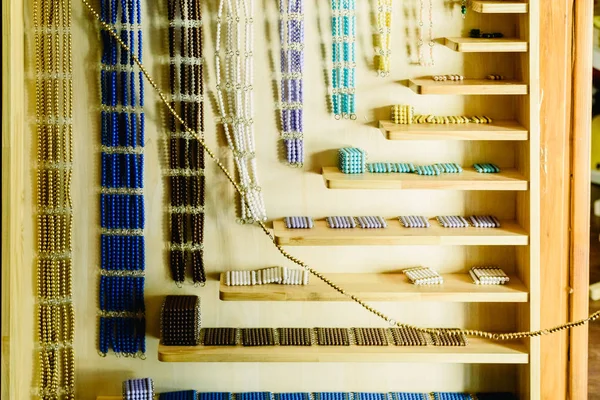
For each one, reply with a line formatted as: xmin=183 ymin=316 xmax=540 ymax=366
xmin=338 ymin=147 xmax=366 ymax=174
xmin=284 ymin=216 xmax=315 ymax=229
xmin=402 ymin=267 xmax=444 ymax=285
xmin=374 ymin=0 xmax=393 ymax=76
xmin=469 ymin=266 xmax=510 ymax=285
xmin=123 ymin=378 xmax=154 ymax=400
xmin=473 ymin=163 xmax=501 ymax=173
xmin=399 ymin=216 xmax=431 ymax=228
xmin=159 ymin=391 xmax=198 ymax=400
xmin=161 ymin=295 xmax=201 ymax=346
xmin=469 ymin=29 xmax=504 ymax=38
xmin=224 ymin=267 xmax=309 ymax=286
xmin=331 ymin=0 xmax=357 ymax=119
xmin=391 ymin=104 xmax=414 ymax=124
xmin=486 ymin=74 xmax=505 ymax=80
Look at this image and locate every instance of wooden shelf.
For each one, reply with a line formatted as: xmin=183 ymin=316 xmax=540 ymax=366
xmin=443 ymin=37 xmax=528 ymax=52
xmin=321 ymin=167 xmax=528 ymax=191
xmin=272 ymin=219 xmax=528 ymax=247
xmin=378 ymin=120 xmax=528 ymax=141
xmin=158 ymin=338 xmax=528 ymax=363
xmin=471 ymin=1 xmax=528 ymax=13
xmin=408 ymin=79 xmax=528 ymax=95
xmin=219 ymin=272 xmax=528 ymax=302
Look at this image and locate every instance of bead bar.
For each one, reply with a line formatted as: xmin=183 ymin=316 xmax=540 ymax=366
xmin=402 ymin=267 xmax=444 ymax=285
xmin=338 ymin=148 xmax=366 ymax=174
xmin=123 ymin=378 xmax=154 ymax=400
xmin=469 ymin=266 xmax=510 ymax=285
xmin=161 ymin=295 xmax=201 ymax=346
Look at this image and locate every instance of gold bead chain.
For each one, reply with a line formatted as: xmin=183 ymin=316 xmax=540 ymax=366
xmin=34 ymin=0 xmax=75 ymax=398
xmin=80 ymin=0 xmax=599 ymax=341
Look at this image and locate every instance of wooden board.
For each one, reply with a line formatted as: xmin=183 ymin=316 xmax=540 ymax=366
xmin=379 ymin=120 xmax=528 ymax=141
xmin=219 ymin=272 xmax=529 ymax=302
xmin=272 ymin=220 xmax=529 ymax=246
xmin=408 ymin=79 xmax=528 ymax=95
xmin=443 ymin=38 xmax=528 ymax=52
xmin=471 ymin=1 xmax=528 ymax=13
xmin=321 ymin=167 xmax=528 ymax=191
xmin=158 ymin=338 xmax=528 ymax=364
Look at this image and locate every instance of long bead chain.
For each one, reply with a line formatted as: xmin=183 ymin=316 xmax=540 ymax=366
xmin=98 ymin=0 xmax=146 ymax=358
xmin=374 ymin=0 xmax=392 ymax=76
xmin=34 ymin=0 xmax=76 ymax=398
xmin=215 ymin=0 xmax=267 ymax=223
xmin=417 ymin=0 xmax=434 ymax=67
xmin=279 ymin=0 xmax=304 ymax=166
xmin=166 ymin=0 xmax=206 ymax=286
xmin=331 ymin=0 xmax=356 ymax=119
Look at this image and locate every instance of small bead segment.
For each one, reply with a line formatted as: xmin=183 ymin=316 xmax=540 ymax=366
xmin=202 ymin=328 xmax=238 ymax=346
xmin=468 ymin=215 xmax=501 ymax=228
xmin=99 ymin=0 xmax=146 ymax=358
xmin=280 ymin=0 xmax=305 ymax=166
xmin=398 ymin=216 xmax=431 ymax=228
xmin=34 ymin=0 xmax=76 ymax=396
xmin=374 ymin=0 xmax=392 ymax=76
xmin=277 ymin=328 xmax=313 ymax=346
xmin=412 ymin=115 xmax=492 ymax=124
xmin=224 ymin=266 xmax=309 ymax=286
xmin=391 ymin=104 xmax=414 ymax=124
xmin=241 ymin=328 xmax=276 ymax=346
xmin=389 ymin=327 xmax=429 ymax=346
xmin=338 ymin=147 xmax=366 ymax=174
xmin=486 ymin=74 xmax=505 ymax=80
xmin=473 ymin=163 xmax=501 ymax=173
xmin=123 ymin=378 xmax=154 ymax=400
xmin=315 ymin=328 xmax=350 ymax=345
xmin=161 ymin=295 xmax=201 ymax=346
xmin=355 ymin=216 xmax=387 ymax=229
xmin=436 ymin=216 xmax=471 ymax=228
xmin=429 ymin=329 xmax=468 ymax=346
xmin=469 ymin=29 xmax=504 ymax=38
xmin=390 ymin=393 xmax=429 ymax=400
xmin=284 ymin=216 xmax=315 ymax=229
xmin=331 ymin=0 xmax=357 ymax=120
xmin=326 ymin=216 xmax=357 ymax=229
xmin=469 ymin=266 xmax=510 ymax=285
xmin=402 ymin=267 xmax=444 ymax=286
xmin=166 ymin=0 xmax=207 ymax=285
xmin=431 ymin=393 xmax=470 ymax=400
xmin=432 ymin=74 xmax=464 ymax=81
xmin=352 ymin=328 xmax=389 ymax=346
xmin=159 ymin=391 xmax=198 ymax=400
xmin=192 ymin=393 xmax=514 ymax=400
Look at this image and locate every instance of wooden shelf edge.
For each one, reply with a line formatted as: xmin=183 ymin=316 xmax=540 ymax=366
xmin=321 ymin=167 xmax=528 ymax=191
xmin=157 ymin=338 xmax=528 ymax=363
xmin=471 ymin=1 xmax=528 ymax=13
xmin=443 ymin=37 xmax=528 ymax=53
xmin=219 ymin=272 xmax=529 ymax=302
xmin=408 ymin=79 xmax=529 ymax=95
xmin=378 ymin=120 xmax=529 ymax=141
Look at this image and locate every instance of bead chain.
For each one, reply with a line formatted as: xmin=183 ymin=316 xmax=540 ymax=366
xmin=417 ymin=0 xmax=434 ymax=66
xmin=215 ymin=0 xmax=268 ymax=223
xmin=374 ymin=0 xmax=392 ymax=76
xmin=98 ymin=0 xmax=146 ymax=358
xmin=331 ymin=0 xmax=357 ymax=119
xmin=166 ymin=0 xmax=207 ymax=286
xmin=81 ymin=0 xmax=600 ymax=340
xmin=34 ymin=0 xmax=76 ymax=398
xmin=279 ymin=0 xmax=305 ymax=166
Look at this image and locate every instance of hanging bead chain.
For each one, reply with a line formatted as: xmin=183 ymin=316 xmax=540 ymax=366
xmin=279 ymin=0 xmax=305 ymax=166
xmin=417 ymin=0 xmax=434 ymax=67
xmin=166 ymin=0 xmax=206 ymax=286
xmin=215 ymin=0 xmax=267 ymax=223
xmin=331 ymin=0 xmax=356 ymax=119
xmin=374 ymin=0 xmax=392 ymax=76
xmin=34 ymin=0 xmax=76 ymax=398
xmin=98 ymin=0 xmax=146 ymax=358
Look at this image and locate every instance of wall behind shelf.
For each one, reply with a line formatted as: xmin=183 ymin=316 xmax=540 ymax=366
xmin=12 ymin=0 xmax=528 ymax=398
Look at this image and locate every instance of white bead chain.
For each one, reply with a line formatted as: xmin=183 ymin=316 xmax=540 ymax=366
xmin=216 ymin=0 xmax=267 ymax=223
xmin=375 ymin=0 xmax=392 ymax=76
xmin=417 ymin=0 xmax=434 ymax=67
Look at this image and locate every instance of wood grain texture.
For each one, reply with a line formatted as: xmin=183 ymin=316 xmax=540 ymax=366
xmin=273 ymin=219 xmax=529 ymax=246
xmin=408 ymin=79 xmax=528 ymax=95
xmin=219 ymin=272 xmax=529 ymax=302
xmin=470 ymin=1 xmax=528 ymax=13
xmin=443 ymin=38 xmax=528 ymax=52
xmin=379 ymin=120 xmax=528 ymax=141
xmin=157 ymin=338 xmax=529 ymax=364
xmin=322 ymin=167 xmax=528 ymax=191
xmin=570 ymin=0 xmax=593 ymax=398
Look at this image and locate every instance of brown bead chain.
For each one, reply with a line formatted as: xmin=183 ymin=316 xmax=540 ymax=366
xmin=81 ymin=0 xmax=600 ymax=340
xmin=167 ymin=0 xmax=206 ymax=286
xmin=35 ymin=0 xmax=75 ymax=398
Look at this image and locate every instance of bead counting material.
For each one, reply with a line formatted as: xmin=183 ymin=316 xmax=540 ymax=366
xmin=280 ymin=0 xmax=305 ymax=166
xmin=161 ymin=295 xmax=201 ymax=346
xmin=469 ymin=29 xmax=504 ymax=38
xmin=278 ymin=328 xmax=313 ymax=346
xmin=355 ymin=216 xmax=387 ymax=229
xmin=352 ymin=328 xmax=389 ymax=346
xmin=474 ymin=163 xmax=501 ymax=173
xmin=326 ymin=216 xmax=357 ymax=229
xmin=430 ymin=329 xmax=468 ymax=347
xmin=123 ymin=378 xmax=154 ymax=400
xmin=202 ymin=328 xmax=238 ymax=346
xmin=432 ymin=393 xmax=470 ymax=400
xmin=399 ymin=216 xmax=431 ymax=228
xmin=486 ymin=74 xmax=505 ymax=80
xmin=338 ymin=147 xmax=367 ymax=174
xmin=316 ymin=327 xmax=351 ymax=345
xmin=167 ymin=0 xmax=206 ymax=285
xmin=366 ymin=162 xmax=462 ymax=174
xmin=152 ymin=392 xmax=515 ymax=400
xmin=403 ymin=267 xmax=444 ymax=285
xmin=331 ymin=0 xmax=356 ymax=119
xmin=224 ymin=267 xmax=309 ymax=286
xmin=436 ymin=216 xmax=471 ymax=228
xmin=432 ymin=74 xmax=464 ymax=81
xmin=391 ymin=104 xmax=414 ymax=124
xmin=469 ymin=215 xmax=501 ymax=228
xmin=469 ymin=267 xmax=510 ymax=285
xmin=241 ymin=328 xmax=276 ymax=346
xmin=389 ymin=327 xmax=430 ymax=346
xmin=99 ymin=0 xmax=146 ymax=358
xmin=412 ymin=115 xmax=492 ymax=124
xmin=159 ymin=391 xmax=197 ymax=400
xmin=284 ymin=216 xmax=315 ymax=229
xmin=417 ymin=0 xmax=435 ymax=66
xmin=374 ymin=0 xmax=393 ymax=76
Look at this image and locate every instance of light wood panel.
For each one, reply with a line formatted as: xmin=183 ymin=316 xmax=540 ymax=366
xmin=273 ymin=219 xmax=529 ymax=246
xmin=471 ymin=1 xmax=528 ymax=13
xmin=379 ymin=120 xmax=528 ymax=141
xmin=157 ymin=339 xmax=529 ymax=364
xmin=591 ymin=282 xmax=600 ymax=301
xmin=322 ymin=167 xmax=528 ymax=191
xmin=219 ymin=272 xmax=528 ymax=302
xmin=443 ymin=38 xmax=528 ymax=52
xmin=408 ymin=79 xmax=528 ymax=95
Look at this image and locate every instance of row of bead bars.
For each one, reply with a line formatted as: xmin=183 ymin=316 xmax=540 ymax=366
xmin=374 ymin=0 xmax=392 ymax=76
xmin=280 ymin=0 xmax=305 ymax=166
xmin=331 ymin=0 xmax=356 ymax=119
xmin=34 ymin=0 xmax=76 ymax=397
xmin=144 ymin=392 xmax=517 ymax=400
xmin=215 ymin=0 xmax=268 ymax=223
xmin=166 ymin=0 xmax=207 ymax=285
xmin=98 ymin=0 xmax=146 ymax=357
